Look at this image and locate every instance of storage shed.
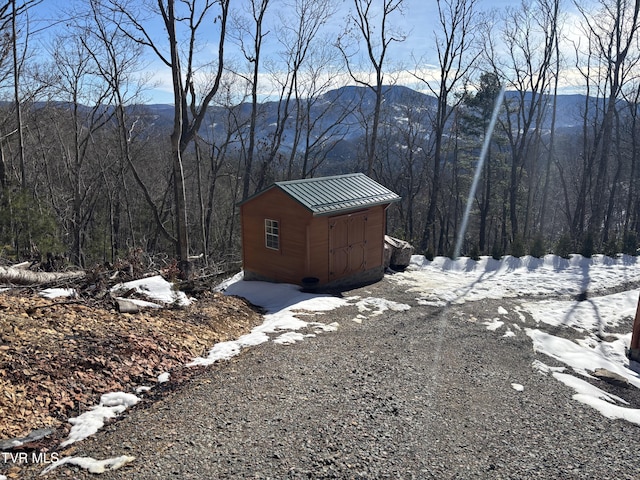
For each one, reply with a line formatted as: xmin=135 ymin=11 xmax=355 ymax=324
xmin=240 ymin=173 xmax=401 ymax=290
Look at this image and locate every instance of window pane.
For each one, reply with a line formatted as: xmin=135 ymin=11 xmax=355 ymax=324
xmin=265 ymin=219 xmax=279 ymax=250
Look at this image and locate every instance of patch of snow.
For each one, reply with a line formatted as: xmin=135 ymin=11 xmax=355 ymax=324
xmin=526 ymin=329 xmax=640 ymax=388
xmin=39 ymin=288 xmax=76 ymax=299
xmin=273 ymin=332 xmax=315 ymax=345
xmin=511 ymin=383 xmax=524 ymax=391
xmin=576 ymin=333 xmax=632 ymax=367
xmin=397 ymin=254 xmax=640 ymax=305
xmin=187 ymin=331 xmax=270 ymax=367
xmin=399 ymin=254 xmax=640 ymax=426
xmin=531 ymin=360 xmax=566 ymax=374
xmin=60 ymin=393 xmax=140 ymax=447
xmin=111 ymin=275 xmax=190 ymax=306
xmin=310 ymin=322 xmax=339 ymax=333
xmin=521 ymin=290 xmax=638 ymax=332
xmin=417 ymin=299 xmax=447 ymax=307
xmin=40 ymin=455 xmax=135 ymax=475
xmin=157 ymin=372 xmax=170 ymax=383
xmin=191 ymin=278 xmax=402 ymax=366
xmin=115 ymin=297 xmax=162 ymax=309
xmin=352 ymin=297 xmax=411 ymax=316
xmin=553 ymin=372 xmax=628 ymax=404
xmin=552 ymin=372 xmax=640 ymax=425
xmin=483 ymin=319 xmax=504 ymax=331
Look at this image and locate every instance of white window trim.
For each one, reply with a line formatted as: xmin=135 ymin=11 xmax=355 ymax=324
xmin=265 ymin=219 xmax=280 ymax=250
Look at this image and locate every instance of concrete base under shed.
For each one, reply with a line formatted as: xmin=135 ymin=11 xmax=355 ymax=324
xmin=243 ymin=266 xmax=385 ymax=293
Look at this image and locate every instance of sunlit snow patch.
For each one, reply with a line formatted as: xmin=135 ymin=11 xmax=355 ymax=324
xmin=521 ymin=290 xmax=639 ymax=332
xmin=503 ymin=328 xmax=516 ymax=338
xmin=526 ymin=329 xmax=640 ymax=388
xmin=41 ymin=455 xmax=135 ymax=475
xmin=531 ymin=360 xmax=566 ymax=374
xmin=60 ymin=392 xmax=140 ymax=447
xmin=111 ymin=275 xmax=191 ymax=307
xmin=190 ymin=279 xmax=347 ymax=365
xmin=352 ymin=297 xmax=411 ymax=317
xmin=393 ymin=254 xmax=640 ymax=305
xmin=552 ymin=372 xmax=640 ymax=426
xmin=191 ymin=276 xmax=408 ymax=366
xmin=39 ymin=288 xmax=76 ymax=299
xmin=274 ymin=332 xmax=316 ymax=345
xmin=187 ymin=331 xmax=269 ymax=366
xmin=483 ymin=319 xmax=504 ymax=331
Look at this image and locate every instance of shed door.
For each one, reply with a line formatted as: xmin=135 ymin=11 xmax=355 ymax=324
xmin=329 ymin=211 xmax=368 ymax=281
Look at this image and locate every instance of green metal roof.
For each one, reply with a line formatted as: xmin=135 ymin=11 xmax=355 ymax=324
xmin=272 ymin=173 xmax=401 ymax=216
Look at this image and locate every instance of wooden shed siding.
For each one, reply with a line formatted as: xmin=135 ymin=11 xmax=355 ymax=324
xmin=306 ymin=216 xmax=330 ymax=283
xmin=366 ymin=205 xmax=386 ymax=266
xmin=241 ymin=186 xmax=392 ymax=287
xmin=326 ymin=205 xmax=386 ymax=282
xmin=241 ymin=188 xmax=314 ymax=284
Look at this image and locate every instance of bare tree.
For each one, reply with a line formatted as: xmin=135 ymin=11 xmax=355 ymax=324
xmin=376 ymin=91 xmax=429 ymax=243
xmin=80 ymin=0 xmax=151 ymax=261
xmin=47 ymin=32 xmax=115 ymax=266
xmin=292 ymin=57 xmax=356 ymax=179
xmin=231 ymin=0 xmax=271 ymax=200
xmin=109 ymin=0 xmax=230 ymax=277
xmin=622 ymin=80 xmax=640 ymax=240
xmin=538 ymin=0 xmax=563 ymax=238
xmin=480 ymin=0 xmax=561 ymax=252
xmin=0 ymin=0 xmax=37 ymax=189
xmin=254 ymin=0 xmax=338 ymax=187
xmin=337 ymin=0 xmax=405 ymax=177
xmin=576 ymin=0 xmax=640 ymax=248
xmin=415 ymin=0 xmax=481 ymax=255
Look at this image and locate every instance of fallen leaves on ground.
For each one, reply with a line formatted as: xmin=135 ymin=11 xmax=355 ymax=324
xmin=0 ymin=288 xmax=263 ymax=443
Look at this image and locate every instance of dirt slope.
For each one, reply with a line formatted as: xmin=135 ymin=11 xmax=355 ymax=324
xmin=0 ymin=288 xmax=263 ymax=449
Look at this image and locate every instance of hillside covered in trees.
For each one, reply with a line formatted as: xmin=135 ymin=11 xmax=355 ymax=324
xmin=1 ymin=0 xmax=639 ymax=274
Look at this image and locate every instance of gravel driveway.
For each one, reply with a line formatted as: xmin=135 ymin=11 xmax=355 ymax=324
xmin=24 ymin=278 xmax=640 ymax=479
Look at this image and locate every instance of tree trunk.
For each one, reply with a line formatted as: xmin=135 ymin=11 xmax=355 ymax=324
xmin=0 ymin=266 xmax=85 ymax=285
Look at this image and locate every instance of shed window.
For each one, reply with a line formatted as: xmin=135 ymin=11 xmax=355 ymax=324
xmin=265 ymin=219 xmax=280 ymax=250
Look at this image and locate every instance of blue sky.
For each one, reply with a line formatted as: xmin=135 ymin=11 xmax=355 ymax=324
xmin=28 ymin=0 xmax=583 ymax=104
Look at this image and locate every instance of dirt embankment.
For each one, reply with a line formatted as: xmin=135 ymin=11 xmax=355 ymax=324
xmin=0 ymin=289 xmax=263 ymax=446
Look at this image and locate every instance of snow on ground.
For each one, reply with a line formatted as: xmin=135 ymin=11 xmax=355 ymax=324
xmin=38 ymin=254 xmax=640 ymax=474
xmin=60 ymin=392 xmax=140 ymax=447
xmin=40 ymin=455 xmax=136 ymax=475
xmin=189 ymin=272 xmax=409 ymax=366
xmin=111 ymin=275 xmax=191 ymax=307
xmin=39 ymin=288 xmax=76 ymax=299
xmin=398 ymin=254 xmax=640 ymax=305
xmin=38 ymin=272 xmax=411 ymax=475
xmin=390 ymin=253 xmax=640 ymax=426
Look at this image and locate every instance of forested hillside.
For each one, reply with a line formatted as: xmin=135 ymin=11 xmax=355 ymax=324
xmin=1 ymin=0 xmax=639 ymax=275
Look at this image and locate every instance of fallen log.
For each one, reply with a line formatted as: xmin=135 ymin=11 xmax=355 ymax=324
xmin=0 ymin=266 xmax=85 ymax=286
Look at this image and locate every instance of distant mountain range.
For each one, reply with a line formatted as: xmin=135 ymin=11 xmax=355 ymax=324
xmin=22 ymin=85 xmax=593 ymax=172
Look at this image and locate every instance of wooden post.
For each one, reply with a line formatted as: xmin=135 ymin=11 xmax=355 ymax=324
xmin=630 ymin=294 xmax=640 ymax=362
